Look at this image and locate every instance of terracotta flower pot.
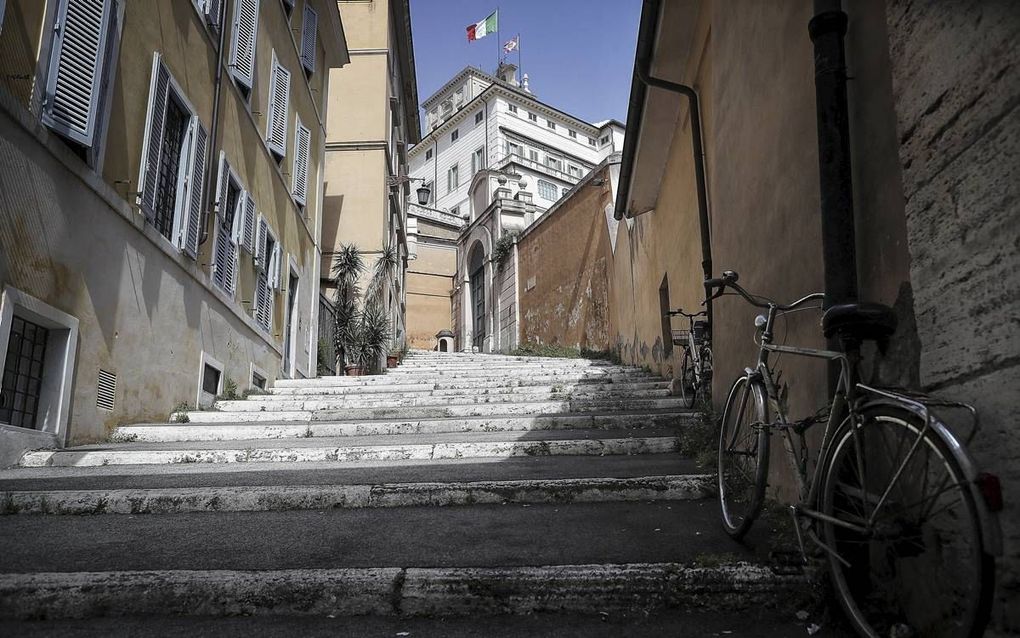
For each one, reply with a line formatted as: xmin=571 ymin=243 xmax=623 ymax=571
xmin=345 ymin=365 xmax=365 ymax=377
xmin=386 ymin=355 xmax=399 ymax=368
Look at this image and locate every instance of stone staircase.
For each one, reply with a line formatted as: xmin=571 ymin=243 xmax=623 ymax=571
xmin=0 ymin=350 xmax=809 ymax=623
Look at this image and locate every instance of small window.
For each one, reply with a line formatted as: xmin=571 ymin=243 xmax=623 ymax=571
xmin=425 ymin=148 xmax=433 ymax=160
xmin=202 ymin=364 xmax=221 ymax=396
xmin=568 ymin=130 xmax=577 ymax=139
xmin=451 ymin=129 xmax=459 ymax=143
xmin=508 ymin=104 xmax=518 ymax=114
xmin=546 ymin=156 xmax=563 ymax=172
xmin=568 ymin=165 xmax=582 ymax=177
xmin=547 ymin=121 xmax=556 ymax=130
xmin=528 ymin=113 xmax=537 ymax=122
xmin=507 ymin=142 xmax=521 ymax=157
xmin=588 ymin=137 xmax=596 ymax=146
xmin=0 ymin=316 xmax=50 ymax=429
xmin=528 ymin=149 xmax=539 ymax=162
xmin=472 ymin=147 xmax=485 ymax=173
xmin=537 ymin=180 xmax=557 ymax=200
xmin=252 ymin=371 xmax=267 ymax=390
xmin=447 ymin=164 xmax=459 ymax=192
xmin=475 ymin=111 xmax=484 ymax=125
xmin=600 ymin=135 xmax=611 ymax=145
xmin=450 ymin=205 xmax=459 ymax=217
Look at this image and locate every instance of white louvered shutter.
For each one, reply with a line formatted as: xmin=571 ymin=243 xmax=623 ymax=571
xmin=292 ymin=121 xmax=311 ymax=205
xmin=266 ymin=55 xmax=290 ymax=157
xmin=182 ymin=117 xmax=208 ymax=258
xmin=229 ymin=0 xmax=259 ymax=89
xmin=241 ymin=194 xmax=256 ymax=253
xmin=213 ymin=223 xmax=236 ymax=295
xmin=231 ymin=190 xmax=246 ymax=244
xmin=300 ymin=4 xmax=317 ymax=73
xmin=271 ymin=243 xmax=283 ymax=290
xmin=42 ymin=0 xmax=112 ymax=147
xmin=138 ymin=56 xmax=171 ymax=221
xmin=214 ymin=153 xmax=230 ymax=216
xmin=255 ymin=275 xmax=271 ymax=329
xmin=255 ymin=215 xmax=268 ymax=270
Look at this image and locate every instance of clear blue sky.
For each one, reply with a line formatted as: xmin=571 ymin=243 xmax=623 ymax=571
xmin=408 ymin=0 xmax=641 ymax=134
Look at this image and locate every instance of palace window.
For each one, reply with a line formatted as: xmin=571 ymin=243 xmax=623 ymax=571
xmin=475 ymin=111 xmax=484 ymax=125
xmin=451 ymin=129 xmax=459 ymax=143
xmin=568 ymin=130 xmax=577 ymax=139
xmin=447 ymin=164 xmax=459 ymax=192
xmin=472 ymin=147 xmax=485 ymax=173
xmin=537 ymin=180 xmax=557 ymax=200
xmin=508 ymin=104 xmax=518 ymax=114
xmin=547 ymin=120 xmax=556 ymax=130
xmin=425 ymin=148 xmax=433 ymax=160
xmin=528 ymin=112 xmax=537 ymax=122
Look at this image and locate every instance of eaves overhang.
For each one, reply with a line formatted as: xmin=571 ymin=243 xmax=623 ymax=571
xmin=614 ymin=0 xmax=701 ymax=220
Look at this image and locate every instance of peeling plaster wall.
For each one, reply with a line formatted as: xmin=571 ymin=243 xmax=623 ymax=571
xmin=518 ymin=167 xmax=613 ymax=352
xmin=884 ymin=1 xmax=1020 ymax=628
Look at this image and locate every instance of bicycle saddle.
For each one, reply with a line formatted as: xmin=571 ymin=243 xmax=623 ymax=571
xmin=822 ymin=302 xmax=898 ymax=341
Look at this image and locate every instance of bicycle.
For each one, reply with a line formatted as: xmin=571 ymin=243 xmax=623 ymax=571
xmin=665 ymin=308 xmax=712 ymax=408
xmin=706 ymin=270 xmax=1002 ymax=638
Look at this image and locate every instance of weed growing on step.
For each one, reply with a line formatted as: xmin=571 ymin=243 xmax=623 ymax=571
xmin=216 ymin=378 xmax=239 ymax=401
xmin=170 ymin=402 xmax=191 ymax=423
xmin=508 ymin=342 xmax=621 ymax=364
xmin=241 ymin=387 xmax=269 ymax=398
xmin=676 ymin=396 xmax=720 ymax=469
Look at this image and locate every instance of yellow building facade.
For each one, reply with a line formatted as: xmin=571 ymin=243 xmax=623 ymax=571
xmin=0 ymin=0 xmax=348 ymax=464
xmin=320 ymin=0 xmax=419 ymax=368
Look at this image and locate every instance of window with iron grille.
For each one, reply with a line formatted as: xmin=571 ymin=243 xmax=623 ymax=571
xmin=537 ymin=180 xmax=557 ymax=200
xmin=0 ymin=317 xmax=48 ymax=429
xmin=152 ymin=96 xmax=190 ymax=241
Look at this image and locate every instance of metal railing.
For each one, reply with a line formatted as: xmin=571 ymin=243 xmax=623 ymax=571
xmin=493 ymin=152 xmax=585 ymax=184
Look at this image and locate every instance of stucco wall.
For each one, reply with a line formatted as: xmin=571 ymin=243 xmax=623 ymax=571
xmin=0 ymin=95 xmax=283 ymax=448
xmin=405 ymin=239 xmax=456 ymax=349
xmin=884 ymin=1 xmax=1020 ymax=628
xmin=518 ymin=169 xmax=613 ymax=351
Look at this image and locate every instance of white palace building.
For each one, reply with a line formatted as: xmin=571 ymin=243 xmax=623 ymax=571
xmin=407 ymin=63 xmax=624 ymax=352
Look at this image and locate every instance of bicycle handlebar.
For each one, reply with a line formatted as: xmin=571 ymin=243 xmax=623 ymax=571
xmin=665 ymin=308 xmax=707 ymax=319
xmin=704 ymin=270 xmax=825 ymax=311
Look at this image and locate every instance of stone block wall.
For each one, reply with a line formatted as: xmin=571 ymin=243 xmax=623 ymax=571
xmin=885 ymin=1 xmax=1020 ymax=629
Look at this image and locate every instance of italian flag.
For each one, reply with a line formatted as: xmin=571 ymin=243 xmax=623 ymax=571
xmin=466 ymin=11 xmax=498 ymax=41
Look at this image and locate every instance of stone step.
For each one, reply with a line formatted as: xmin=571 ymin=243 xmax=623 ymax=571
xmin=21 ymin=428 xmax=684 ymax=467
xmin=209 ymin=396 xmax=691 ymax=415
xmin=0 ymin=474 xmax=712 ymax=515
xmin=275 ymin=370 xmax=658 ymax=388
xmin=246 ymin=385 xmax=673 ymax=405
xmin=0 ymin=453 xmax=703 ymax=491
xmin=0 ymin=562 xmax=808 ymax=621
xmin=265 ymin=379 xmax=670 ymax=396
xmin=122 ymin=411 xmax=694 ymax=440
xmin=0 ymin=499 xmax=765 ymax=572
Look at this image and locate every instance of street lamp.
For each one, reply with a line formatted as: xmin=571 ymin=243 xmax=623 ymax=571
xmin=388 ymin=175 xmax=431 ymax=206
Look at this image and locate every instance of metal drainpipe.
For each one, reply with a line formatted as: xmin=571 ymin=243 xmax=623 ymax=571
xmin=634 ymin=61 xmax=714 ymax=335
xmin=199 ymin=0 xmax=230 ymax=246
xmin=809 ymin=0 xmax=858 ymax=307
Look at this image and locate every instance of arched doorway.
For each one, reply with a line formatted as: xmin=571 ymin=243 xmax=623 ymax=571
xmin=467 ymin=242 xmax=486 ymax=351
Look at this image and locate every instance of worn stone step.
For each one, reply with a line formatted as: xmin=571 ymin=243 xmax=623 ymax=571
xmin=265 ymin=379 xmax=671 ymax=396
xmin=0 ymin=453 xmax=703 ymax=492
xmin=21 ymin=428 xmax=684 ymax=467
xmin=208 ymin=396 xmax=691 ymax=416
xmin=121 ymin=411 xmax=694 ymax=440
xmin=245 ymin=386 xmax=673 ymax=405
xmin=274 ymin=370 xmax=657 ymax=388
xmin=0 ymin=562 xmax=809 ymax=621
xmin=0 ymin=500 xmax=762 ymax=573
xmin=0 ymin=474 xmax=713 ymax=515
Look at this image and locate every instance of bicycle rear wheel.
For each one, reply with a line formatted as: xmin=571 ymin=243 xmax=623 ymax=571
xmin=821 ymin=407 xmax=994 ymax=638
xmin=717 ymin=376 xmax=769 ymax=539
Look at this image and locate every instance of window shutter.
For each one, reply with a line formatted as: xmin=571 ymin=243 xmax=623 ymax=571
xmin=42 ymin=0 xmax=112 ymax=147
xmin=255 ymin=274 xmax=271 ymax=329
xmin=300 ymin=4 xmax=317 ymax=73
xmin=205 ymin=0 xmax=223 ymax=30
xmin=138 ymin=56 xmax=171 ymax=221
xmin=241 ymin=193 xmax=256 ymax=253
xmin=214 ymin=153 xmax=230 ymax=216
xmin=266 ymin=54 xmax=290 ymax=157
xmin=272 ymin=243 xmax=283 ymax=290
xmin=229 ymin=0 xmax=259 ymax=89
xmin=212 ymin=223 xmax=236 ymax=296
xmin=182 ymin=117 xmax=208 ymax=258
xmin=231 ymin=190 xmax=246 ymax=243
xmin=293 ymin=121 xmax=311 ymax=205
xmin=255 ymin=215 xmax=268 ymax=270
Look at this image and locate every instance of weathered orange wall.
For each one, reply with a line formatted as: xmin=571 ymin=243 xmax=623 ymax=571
xmin=517 ymin=169 xmax=614 ymax=352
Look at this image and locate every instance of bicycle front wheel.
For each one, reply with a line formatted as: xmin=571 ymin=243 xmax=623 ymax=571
xmin=821 ymin=407 xmax=994 ymax=638
xmin=678 ymin=349 xmax=696 ymax=409
xmin=717 ymin=375 xmax=769 ymax=539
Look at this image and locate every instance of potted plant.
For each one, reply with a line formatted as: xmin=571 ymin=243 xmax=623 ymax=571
xmin=330 ymin=242 xmax=396 ymax=376
xmin=331 ymin=243 xmax=363 ymax=375
xmin=387 ymin=350 xmax=400 ymax=368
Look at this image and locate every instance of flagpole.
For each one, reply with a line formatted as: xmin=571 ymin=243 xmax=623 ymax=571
xmin=495 ymin=7 xmax=500 ymax=70
xmin=518 ymin=33 xmax=522 ymax=80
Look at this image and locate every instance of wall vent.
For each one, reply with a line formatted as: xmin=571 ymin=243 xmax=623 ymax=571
xmin=97 ymin=369 xmax=116 ymax=411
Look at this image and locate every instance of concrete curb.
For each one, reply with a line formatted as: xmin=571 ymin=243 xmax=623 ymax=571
xmin=0 ymin=474 xmax=714 ymax=515
xmin=0 ymin=563 xmax=810 ymax=620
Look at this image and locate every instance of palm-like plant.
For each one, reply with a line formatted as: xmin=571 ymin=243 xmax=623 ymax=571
xmin=331 ymin=243 xmax=363 ymax=372
xmin=330 ymin=243 xmax=399 ymax=374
